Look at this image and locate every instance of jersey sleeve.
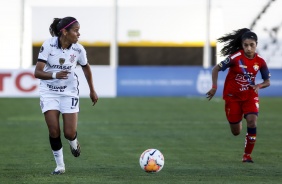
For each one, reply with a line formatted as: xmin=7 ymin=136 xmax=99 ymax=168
xmin=218 ymin=56 xmax=232 ymax=71
xmin=260 ymin=59 xmax=271 ymax=80
xmin=38 ymin=39 xmax=51 ymax=63
xmin=77 ymin=45 xmax=88 ymax=67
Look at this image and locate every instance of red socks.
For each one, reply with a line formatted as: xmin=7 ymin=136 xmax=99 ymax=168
xmin=244 ymin=127 xmax=257 ymax=155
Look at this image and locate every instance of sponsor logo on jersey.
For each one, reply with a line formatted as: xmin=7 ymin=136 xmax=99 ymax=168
xmin=72 ymin=47 xmax=81 ymax=54
xmin=69 ymin=54 xmax=76 ymax=63
xmin=47 ymin=84 xmax=67 ymax=92
xmin=239 ymin=65 xmax=247 ymax=68
xmin=236 ymin=82 xmax=250 ymax=91
xmin=235 ymin=73 xmax=254 ymax=83
xmin=235 ymin=73 xmax=255 ymax=91
xmin=47 ymin=84 xmax=67 ymax=90
xmin=59 ymin=58 xmax=65 ymax=65
xmin=50 ymin=65 xmax=72 ymax=70
xmin=50 ymin=44 xmax=57 ymax=47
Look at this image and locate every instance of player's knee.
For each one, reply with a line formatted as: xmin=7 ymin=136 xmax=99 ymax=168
xmin=247 ymin=120 xmax=256 ymax=128
xmin=64 ymin=131 xmax=76 ymax=140
xmin=229 ymin=121 xmax=242 ymax=136
xmin=245 ymin=114 xmax=257 ymax=128
xmin=64 ymin=133 xmax=72 ymax=140
xmin=49 ymin=129 xmax=60 ymax=138
xmin=231 ymin=130 xmax=240 ymax=136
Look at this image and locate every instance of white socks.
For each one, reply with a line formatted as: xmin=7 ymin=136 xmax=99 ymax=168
xmin=52 ymin=148 xmax=65 ymax=170
xmin=52 ymin=138 xmax=78 ymax=171
xmin=68 ymin=138 xmax=78 ymax=150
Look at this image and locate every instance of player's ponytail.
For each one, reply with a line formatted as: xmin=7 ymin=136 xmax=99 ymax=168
xmin=217 ymin=28 xmax=252 ymax=56
xmin=49 ymin=17 xmax=77 ymax=37
xmin=49 ymin=18 xmax=62 ymax=37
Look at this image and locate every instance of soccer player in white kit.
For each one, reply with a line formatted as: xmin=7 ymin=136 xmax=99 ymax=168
xmin=34 ymin=16 xmax=98 ymax=175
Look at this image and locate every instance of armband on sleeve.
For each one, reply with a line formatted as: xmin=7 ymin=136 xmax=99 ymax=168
xmin=218 ymin=63 xmax=223 ymax=68
xmin=219 ymin=57 xmax=231 ymax=71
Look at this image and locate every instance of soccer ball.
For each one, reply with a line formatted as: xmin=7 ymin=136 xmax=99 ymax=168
xmin=139 ymin=149 xmax=164 ymax=173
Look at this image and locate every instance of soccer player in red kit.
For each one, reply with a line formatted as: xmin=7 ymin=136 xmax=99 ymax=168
xmin=206 ymin=28 xmax=270 ymax=163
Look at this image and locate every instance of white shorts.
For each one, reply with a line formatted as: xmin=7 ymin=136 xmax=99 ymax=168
xmin=40 ymin=96 xmax=79 ymax=114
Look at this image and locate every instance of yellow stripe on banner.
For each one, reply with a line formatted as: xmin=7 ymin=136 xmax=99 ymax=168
xmin=33 ymin=41 xmax=216 ymax=47
xmin=118 ymin=41 xmax=216 ymax=47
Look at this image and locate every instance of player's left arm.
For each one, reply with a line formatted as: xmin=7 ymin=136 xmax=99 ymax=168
xmin=78 ymin=45 xmax=98 ymax=105
xmin=250 ymin=60 xmax=270 ymax=93
xmin=81 ymin=63 xmax=98 ymax=106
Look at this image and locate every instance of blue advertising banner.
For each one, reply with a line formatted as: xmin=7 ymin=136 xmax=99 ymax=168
xmin=117 ymin=67 xmax=282 ymax=97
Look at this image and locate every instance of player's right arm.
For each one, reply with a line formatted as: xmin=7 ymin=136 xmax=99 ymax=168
xmin=34 ymin=39 xmax=70 ymax=80
xmin=206 ymin=56 xmax=232 ymax=100
xmin=34 ymin=61 xmax=52 ymax=79
xmin=34 ymin=61 xmax=70 ymax=80
xmin=206 ymin=65 xmax=221 ymax=100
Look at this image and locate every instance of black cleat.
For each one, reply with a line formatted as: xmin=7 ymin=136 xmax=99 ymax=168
xmin=70 ymin=141 xmax=81 ymax=157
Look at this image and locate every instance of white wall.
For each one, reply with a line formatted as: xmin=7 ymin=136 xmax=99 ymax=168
xmin=0 ymin=0 xmax=22 ymax=69
xmin=31 ymin=0 xmax=271 ymax=43
xmin=1 ymin=0 xmax=281 ymax=69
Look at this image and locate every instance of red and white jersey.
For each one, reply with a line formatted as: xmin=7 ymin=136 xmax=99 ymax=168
xmin=218 ymin=50 xmax=270 ymax=100
xmin=37 ymin=37 xmax=88 ymax=97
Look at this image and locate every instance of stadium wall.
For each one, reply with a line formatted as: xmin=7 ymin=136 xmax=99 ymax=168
xmin=116 ymin=67 xmax=281 ymax=97
xmin=30 ymin=0 xmax=282 ymax=68
xmin=1 ymin=0 xmax=282 ymax=69
xmin=0 ymin=67 xmax=116 ymax=98
xmin=0 ymin=67 xmax=281 ymax=98
xmin=32 ymin=44 xmax=217 ymax=66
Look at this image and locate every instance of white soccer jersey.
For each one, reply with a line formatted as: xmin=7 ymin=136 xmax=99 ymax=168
xmin=37 ymin=37 xmax=88 ymax=97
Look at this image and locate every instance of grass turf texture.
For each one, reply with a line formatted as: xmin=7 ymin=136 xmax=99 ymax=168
xmin=0 ymin=97 xmax=282 ymax=184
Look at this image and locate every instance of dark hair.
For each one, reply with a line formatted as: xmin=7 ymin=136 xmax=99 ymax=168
xmin=49 ymin=17 xmax=77 ymax=37
xmin=217 ymin=28 xmax=258 ymax=56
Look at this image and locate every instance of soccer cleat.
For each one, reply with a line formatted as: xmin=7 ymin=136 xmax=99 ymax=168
xmin=51 ymin=167 xmax=65 ymax=175
xmin=242 ymin=154 xmax=254 ymax=163
xmin=70 ymin=141 xmax=81 ymax=157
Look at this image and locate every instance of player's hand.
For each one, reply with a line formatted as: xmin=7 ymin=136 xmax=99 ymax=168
xmin=56 ymin=70 xmax=70 ymax=79
xmin=90 ymin=90 xmax=98 ymax=106
xmin=206 ymin=88 xmax=217 ymax=101
xmin=250 ymin=84 xmax=260 ymax=94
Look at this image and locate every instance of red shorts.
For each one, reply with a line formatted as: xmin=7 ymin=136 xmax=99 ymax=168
xmin=224 ymin=96 xmax=259 ymax=124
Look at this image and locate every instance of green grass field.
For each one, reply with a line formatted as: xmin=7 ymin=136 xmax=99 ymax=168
xmin=1 ymin=97 xmax=282 ymax=184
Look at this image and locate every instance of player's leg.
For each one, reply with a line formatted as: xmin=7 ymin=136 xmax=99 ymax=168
xmin=242 ymin=114 xmax=257 ymax=163
xmin=225 ymin=98 xmax=243 ymax=135
xmin=62 ymin=112 xmax=80 ymax=157
xmin=61 ymin=96 xmax=80 ymax=157
xmin=44 ymin=110 xmax=66 ymax=174
xmin=241 ymin=97 xmax=259 ymax=163
xmin=229 ymin=122 xmax=242 ymax=136
xmin=41 ymin=96 xmax=65 ymax=174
